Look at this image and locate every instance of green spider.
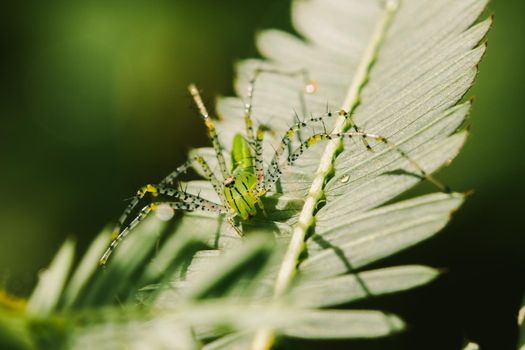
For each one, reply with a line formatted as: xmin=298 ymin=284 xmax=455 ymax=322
xmin=99 ymin=68 xmax=447 ymax=266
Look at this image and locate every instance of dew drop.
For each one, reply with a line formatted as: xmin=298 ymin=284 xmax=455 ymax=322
xmin=155 ymin=204 xmax=175 ymax=221
xmin=305 ymin=80 xmax=318 ymax=94
xmin=340 ymin=175 xmax=350 ymax=183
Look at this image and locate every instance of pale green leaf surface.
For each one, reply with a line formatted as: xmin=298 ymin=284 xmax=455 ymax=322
xmin=172 ymin=0 xmax=486 ymax=346
xmin=71 ymin=317 xmax=198 ymax=350
xmin=27 ymin=239 xmax=75 ymax=316
xmin=80 ymin=218 xmax=165 ymax=306
xmin=203 ymin=333 xmax=253 ymax=350
xmin=463 ymin=342 xmax=480 ymax=350
xmin=313 ymin=192 xmax=465 ymax=245
xmin=184 ymin=235 xmax=275 ymax=300
xmin=61 ymin=229 xmax=111 ymax=309
xmin=319 ymin=131 xmax=468 ymax=219
xmin=290 ymin=265 xmax=439 ymax=308
xmin=168 ymin=302 xmax=404 ymax=341
xmin=518 ymin=295 xmax=525 ymax=350
xmin=280 ymin=310 xmax=404 ymax=339
xmin=300 ymin=193 xmax=464 ymax=278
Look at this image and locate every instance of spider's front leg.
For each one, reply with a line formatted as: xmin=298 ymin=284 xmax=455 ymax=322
xmin=110 ymin=158 xmax=192 ymax=235
xmin=189 ymin=84 xmax=230 ymax=181
xmin=101 ymin=182 xmax=228 ymax=266
xmin=100 ymin=199 xmax=227 ymax=266
xmin=112 ymin=155 xmax=225 ymax=240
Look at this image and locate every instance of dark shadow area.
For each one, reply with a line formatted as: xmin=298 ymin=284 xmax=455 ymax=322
xmin=382 ymin=168 xmax=425 ymax=181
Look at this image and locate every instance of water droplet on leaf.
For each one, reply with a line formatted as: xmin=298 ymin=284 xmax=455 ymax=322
xmin=305 ymin=81 xmax=318 ymax=94
xmin=155 ymin=204 xmax=175 ymax=221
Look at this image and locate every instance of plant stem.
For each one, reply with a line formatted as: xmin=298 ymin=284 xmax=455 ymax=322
xmin=251 ymin=1 xmax=399 ymax=349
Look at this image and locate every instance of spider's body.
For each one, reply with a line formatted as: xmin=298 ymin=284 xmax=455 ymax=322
xmin=224 ymin=134 xmax=265 ymax=221
xmin=99 ymin=68 xmax=447 ymax=266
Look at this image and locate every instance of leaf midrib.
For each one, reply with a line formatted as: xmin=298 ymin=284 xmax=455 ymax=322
xmin=251 ymin=2 xmax=401 ymax=349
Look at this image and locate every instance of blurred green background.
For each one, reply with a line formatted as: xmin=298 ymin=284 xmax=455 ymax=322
xmin=0 ymin=0 xmax=523 ymax=348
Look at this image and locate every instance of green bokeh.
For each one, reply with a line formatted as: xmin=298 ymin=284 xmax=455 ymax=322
xmin=0 ymin=0 xmax=523 ymax=348
xmin=0 ymin=0 xmax=290 ymax=289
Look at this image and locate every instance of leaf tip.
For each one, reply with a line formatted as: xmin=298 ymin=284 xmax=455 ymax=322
xmin=385 ymin=313 xmax=405 ymax=334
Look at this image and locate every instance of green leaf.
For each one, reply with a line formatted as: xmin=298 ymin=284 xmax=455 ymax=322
xmin=27 ymin=239 xmax=75 ymax=316
xmin=291 ymin=265 xmax=439 ymax=308
xmin=280 ymin=310 xmax=404 ymax=339
xmin=463 ymin=342 xmax=480 ymax=350
xmin=203 ymin=333 xmax=252 ymax=350
xmin=184 ymin=235 xmax=276 ymax=300
xmin=518 ymin=296 xmax=525 ymax=350
xmin=215 ymin=0 xmax=489 ymax=347
xmin=6 ymin=0 xmax=491 ymax=348
xmin=79 ymin=217 xmax=166 ymax=306
xmin=300 ymin=193 xmax=464 ymax=278
xmin=60 ymin=229 xmax=111 ymax=310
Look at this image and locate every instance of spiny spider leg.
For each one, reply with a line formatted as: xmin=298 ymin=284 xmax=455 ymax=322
xmin=188 ymin=84 xmax=230 ymax=181
xmin=263 ymin=110 xmax=339 ymax=189
xmin=243 ymin=67 xmax=368 ymax=154
xmin=107 ymin=162 xmax=189 ymax=247
xmin=136 ymin=183 xmax=228 ymax=213
xmin=100 ymin=200 xmax=227 ymax=266
xmin=243 ymin=66 xmax=326 ymax=195
xmin=244 ymin=67 xmax=314 ymax=129
xmin=103 ymin=184 xmax=228 ymax=266
xmin=243 ymin=66 xmax=315 ymax=144
xmin=160 ymin=159 xmax=192 ymax=186
xmin=112 ymin=182 xmax=227 ymax=238
xmin=192 ymin=155 xmax=228 ymax=206
xmin=262 ymin=109 xmax=379 ymax=190
xmin=111 ymin=155 xmax=228 ymax=251
xmin=268 ymin=131 xmax=449 ymax=192
xmin=254 ymin=125 xmax=266 ymax=194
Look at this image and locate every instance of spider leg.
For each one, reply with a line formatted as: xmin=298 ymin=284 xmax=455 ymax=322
xmin=338 ymin=110 xmax=373 ymax=151
xmin=113 ymin=153 xmax=222 ymax=236
xmin=146 ymin=184 xmax=229 ymax=214
xmin=243 ymin=73 xmax=257 ymax=143
xmin=163 ymin=155 xmax=227 ymax=206
xmin=243 ymin=67 xmax=315 ymax=143
xmin=263 ymin=111 xmax=338 ymax=190
xmin=192 ymin=155 xmax=228 ymax=206
xmin=110 ymin=164 xmax=188 ymax=246
xmin=247 ymin=67 xmax=369 ymax=151
xmin=188 ymin=84 xmax=230 ymax=180
xmin=160 ymin=159 xmax=193 ymax=186
xmin=100 ymin=199 xmax=226 ymax=266
xmin=244 ymin=66 xmax=325 ymax=194
xmin=254 ymin=126 xmax=266 ymax=194
xmin=282 ymin=131 xmax=449 ymax=192
xmin=111 ymin=177 xmax=229 ymax=247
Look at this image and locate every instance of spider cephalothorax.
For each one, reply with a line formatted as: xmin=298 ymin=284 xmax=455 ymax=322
xmin=100 ymin=68 xmax=447 ymax=266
